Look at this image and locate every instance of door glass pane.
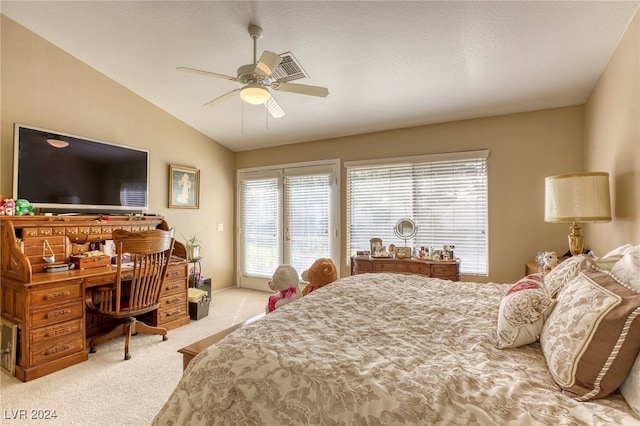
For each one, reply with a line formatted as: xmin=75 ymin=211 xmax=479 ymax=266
xmin=240 ymin=176 xmax=281 ymax=276
xmin=285 ymin=173 xmax=331 ymax=274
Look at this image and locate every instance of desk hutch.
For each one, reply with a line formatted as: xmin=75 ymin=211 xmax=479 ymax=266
xmin=0 ymin=215 xmax=190 ymax=382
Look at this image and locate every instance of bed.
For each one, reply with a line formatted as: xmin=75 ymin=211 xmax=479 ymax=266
xmin=153 ymin=251 xmax=640 ymax=425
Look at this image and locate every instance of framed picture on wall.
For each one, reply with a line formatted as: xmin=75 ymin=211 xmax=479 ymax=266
xmin=1 ymin=318 xmax=17 ymax=377
xmin=169 ymin=165 xmax=200 ymax=209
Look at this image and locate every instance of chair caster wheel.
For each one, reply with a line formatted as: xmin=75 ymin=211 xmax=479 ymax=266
xmin=162 ymin=335 xmax=168 ymax=341
xmin=89 ymin=347 xmax=97 ymax=353
xmin=125 ymin=353 xmax=131 ymax=360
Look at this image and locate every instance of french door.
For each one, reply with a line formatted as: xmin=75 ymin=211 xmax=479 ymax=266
xmin=237 ymin=161 xmax=339 ymax=291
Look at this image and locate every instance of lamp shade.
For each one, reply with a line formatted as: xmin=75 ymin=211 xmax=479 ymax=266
xmin=544 ymin=172 xmax=611 ymax=223
xmin=240 ymin=83 xmax=270 ymax=105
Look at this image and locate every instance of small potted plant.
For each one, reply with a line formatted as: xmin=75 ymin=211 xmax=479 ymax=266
xmin=183 ymin=233 xmax=202 ymax=261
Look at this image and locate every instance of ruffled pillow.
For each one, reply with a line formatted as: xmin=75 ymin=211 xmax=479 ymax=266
xmin=496 ymin=273 xmax=554 ymax=349
xmin=620 ymin=354 xmax=640 ymax=416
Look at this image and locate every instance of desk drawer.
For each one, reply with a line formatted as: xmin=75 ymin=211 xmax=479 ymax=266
xmin=30 ymin=300 xmax=83 ymax=327
xmin=157 ymin=302 xmax=188 ymax=326
xmin=160 ymin=291 xmax=187 ymax=308
xmin=30 ymin=331 xmax=84 ymax=366
xmin=30 ymin=318 xmax=83 ymax=345
xmin=162 ymin=278 xmax=187 ymax=295
xmin=29 ymin=281 xmax=83 ymax=307
xmin=166 ymin=264 xmax=187 ymax=280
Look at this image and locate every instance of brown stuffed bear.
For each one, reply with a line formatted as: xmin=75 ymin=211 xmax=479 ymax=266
xmin=301 ymin=258 xmax=338 ymax=296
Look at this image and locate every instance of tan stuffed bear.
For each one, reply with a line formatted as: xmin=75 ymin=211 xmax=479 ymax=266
xmin=301 ymin=258 xmax=338 ymax=296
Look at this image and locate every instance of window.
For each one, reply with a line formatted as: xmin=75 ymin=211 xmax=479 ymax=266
xmin=346 ymin=150 xmax=488 ymax=275
xmin=238 ymin=162 xmax=340 ymax=290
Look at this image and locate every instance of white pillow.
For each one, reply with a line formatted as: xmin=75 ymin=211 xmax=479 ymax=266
xmin=603 ymin=244 xmax=637 ymax=258
xmin=610 ymin=246 xmax=640 ymax=291
xmin=621 ymin=354 xmax=640 ymax=416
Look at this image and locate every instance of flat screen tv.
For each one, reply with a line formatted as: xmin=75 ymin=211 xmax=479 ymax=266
xmin=13 ymin=123 xmax=149 ymax=213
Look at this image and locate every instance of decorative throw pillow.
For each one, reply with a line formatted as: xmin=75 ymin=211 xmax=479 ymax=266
xmin=620 ymin=353 xmax=640 ymax=416
xmin=542 ymin=255 xmax=587 ymax=298
xmin=611 ymin=246 xmax=640 ymax=291
xmin=540 ymin=266 xmax=640 ymax=401
xmin=543 ymin=255 xmax=619 ymax=298
xmin=496 ymin=273 xmax=554 ymax=349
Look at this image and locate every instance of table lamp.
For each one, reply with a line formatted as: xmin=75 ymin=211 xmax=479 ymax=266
xmin=544 ymin=172 xmax=611 ymax=256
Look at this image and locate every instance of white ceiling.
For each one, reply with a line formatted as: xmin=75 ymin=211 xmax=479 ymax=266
xmin=2 ymin=1 xmax=639 ymax=152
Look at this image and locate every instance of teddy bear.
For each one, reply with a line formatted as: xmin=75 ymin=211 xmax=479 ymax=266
xmin=266 ymin=264 xmax=302 ymax=313
xmin=543 ymin=251 xmax=558 ymax=271
xmin=301 ymin=258 xmax=338 ymax=296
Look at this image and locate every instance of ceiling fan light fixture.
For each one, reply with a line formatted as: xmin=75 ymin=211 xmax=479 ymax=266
xmin=240 ymin=83 xmax=270 ymax=105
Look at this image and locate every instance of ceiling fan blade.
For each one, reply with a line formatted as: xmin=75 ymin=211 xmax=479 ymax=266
xmin=265 ymin=96 xmax=285 ymax=118
xmin=177 ymin=67 xmax=238 ymax=82
xmin=202 ymin=89 xmax=241 ymax=107
xmin=271 ymin=81 xmax=329 ymax=97
xmin=253 ymin=51 xmax=283 ymax=78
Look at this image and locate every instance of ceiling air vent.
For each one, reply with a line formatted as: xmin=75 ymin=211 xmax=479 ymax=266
xmin=270 ymin=51 xmax=309 ymax=83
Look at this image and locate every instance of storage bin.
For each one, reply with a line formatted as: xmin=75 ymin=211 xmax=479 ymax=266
xmin=189 ymin=297 xmax=210 ymax=320
xmin=188 ymin=288 xmax=210 ymax=320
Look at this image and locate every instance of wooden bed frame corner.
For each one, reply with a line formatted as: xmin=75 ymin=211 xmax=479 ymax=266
xmin=178 ymin=313 xmax=265 ymax=370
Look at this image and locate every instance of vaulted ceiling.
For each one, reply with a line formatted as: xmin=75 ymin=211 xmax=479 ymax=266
xmin=3 ymin=1 xmax=639 ymax=152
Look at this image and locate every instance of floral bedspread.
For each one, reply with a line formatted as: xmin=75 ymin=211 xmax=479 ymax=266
xmin=153 ymin=273 xmax=637 ymax=425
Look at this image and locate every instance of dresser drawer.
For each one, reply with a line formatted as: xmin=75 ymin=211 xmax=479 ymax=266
xmin=29 ymin=300 xmax=83 ymax=327
xmin=431 ymin=264 xmax=458 ymax=280
xmin=29 ymin=281 xmax=83 ymax=307
xmin=30 ymin=318 xmax=83 ymax=345
xmin=30 ymin=332 xmax=84 ymax=366
xmin=373 ymin=260 xmax=430 ymax=275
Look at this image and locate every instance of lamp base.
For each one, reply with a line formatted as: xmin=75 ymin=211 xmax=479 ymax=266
xmin=568 ymin=222 xmax=584 ymax=256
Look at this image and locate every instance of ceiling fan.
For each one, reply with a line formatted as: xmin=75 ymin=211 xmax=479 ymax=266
xmin=177 ymin=24 xmax=329 ymax=118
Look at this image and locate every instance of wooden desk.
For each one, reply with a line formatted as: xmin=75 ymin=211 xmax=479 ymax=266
xmin=178 ymin=313 xmax=265 ymax=370
xmin=0 ymin=215 xmax=190 ymax=381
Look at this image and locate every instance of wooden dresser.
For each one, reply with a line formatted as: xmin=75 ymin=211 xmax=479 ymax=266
xmin=0 ymin=215 xmax=190 ymax=382
xmin=351 ymin=256 xmax=460 ymax=281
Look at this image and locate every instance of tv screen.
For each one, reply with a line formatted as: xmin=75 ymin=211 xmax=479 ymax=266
xmin=13 ymin=124 xmax=149 ymax=212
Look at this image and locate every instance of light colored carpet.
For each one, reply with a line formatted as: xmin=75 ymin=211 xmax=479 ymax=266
xmin=0 ymin=287 xmax=270 ymax=426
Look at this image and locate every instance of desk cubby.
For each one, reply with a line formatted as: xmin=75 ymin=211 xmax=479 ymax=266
xmin=0 ymin=215 xmax=189 ymax=381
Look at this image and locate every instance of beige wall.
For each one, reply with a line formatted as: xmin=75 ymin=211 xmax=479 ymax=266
xmin=10 ymin=8 xmax=635 ymax=286
xmin=237 ymin=106 xmax=585 ymax=283
xmin=1 ymin=16 xmax=236 ymax=291
xmin=585 ymin=9 xmax=640 ymax=252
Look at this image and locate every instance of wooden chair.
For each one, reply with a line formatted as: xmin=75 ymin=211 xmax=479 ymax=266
xmin=86 ymin=229 xmax=175 ymax=360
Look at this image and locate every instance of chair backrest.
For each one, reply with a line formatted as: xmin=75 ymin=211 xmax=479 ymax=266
xmin=110 ymin=228 xmax=175 ymax=315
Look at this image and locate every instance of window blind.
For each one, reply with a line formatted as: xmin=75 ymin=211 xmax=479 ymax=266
xmin=239 ymin=175 xmax=282 ymax=276
xmin=238 ymin=163 xmax=338 ymax=281
xmin=346 ymin=151 xmax=488 ymax=275
xmin=284 ymin=171 xmax=332 ymax=273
